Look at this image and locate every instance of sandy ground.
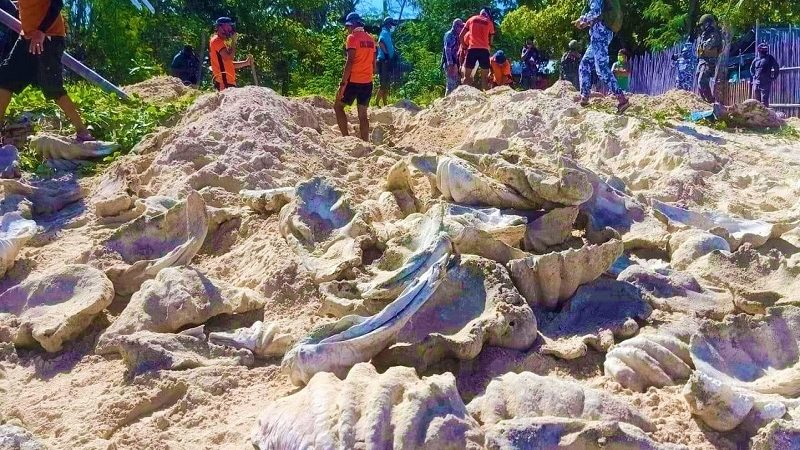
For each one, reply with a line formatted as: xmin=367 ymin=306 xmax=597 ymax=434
xmin=2 ymin=81 xmax=799 ymax=449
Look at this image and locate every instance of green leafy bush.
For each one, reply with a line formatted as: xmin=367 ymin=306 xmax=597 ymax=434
xmin=6 ymin=83 xmax=196 ymax=174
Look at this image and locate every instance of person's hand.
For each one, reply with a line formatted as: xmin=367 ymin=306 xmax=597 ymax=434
xmin=572 ymin=19 xmax=585 ymax=29
xmin=336 ymin=83 xmax=346 ymax=103
xmin=28 ymin=30 xmax=45 ymax=55
xmin=246 ymin=54 xmax=254 ymax=67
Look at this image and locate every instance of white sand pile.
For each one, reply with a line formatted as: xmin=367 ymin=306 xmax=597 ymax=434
xmin=1 ymin=84 xmax=799 ymax=450
xmin=124 ymin=76 xmax=195 ymax=103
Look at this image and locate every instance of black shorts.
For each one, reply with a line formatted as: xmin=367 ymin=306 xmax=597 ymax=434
xmin=465 ymin=48 xmax=491 ymax=70
xmin=377 ymin=59 xmax=391 ymax=87
xmin=342 ymin=82 xmax=373 ymax=107
xmin=213 ymin=80 xmax=236 ymax=91
xmin=0 ymin=37 xmax=66 ymax=100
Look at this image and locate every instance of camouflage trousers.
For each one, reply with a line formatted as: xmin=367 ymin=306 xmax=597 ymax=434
xmin=579 ymin=26 xmax=622 ymax=98
xmin=696 ymin=58 xmax=717 ymax=103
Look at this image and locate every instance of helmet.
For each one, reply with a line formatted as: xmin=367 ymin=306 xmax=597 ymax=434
xmin=699 ymin=14 xmax=715 ymax=25
xmin=568 ymin=40 xmax=579 ymax=51
xmin=383 ymin=17 xmax=397 ymax=28
xmin=494 ymin=50 xmax=506 ymax=64
xmin=480 ymin=8 xmax=493 ymax=20
xmin=344 ymin=12 xmax=363 ymax=27
xmin=758 ymin=42 xmax=769 ymax=51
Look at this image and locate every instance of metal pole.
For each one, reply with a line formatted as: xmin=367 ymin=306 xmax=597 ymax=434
xmin=755 ymin=20 xmax=759 ymax=47
xmin=0 ymin=9 xmax=129 ymax=101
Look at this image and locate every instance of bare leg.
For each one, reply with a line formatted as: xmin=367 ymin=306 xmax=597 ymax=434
xmin=0 ymin=89 xmax=12 ymax=125
xmin=357 ymin=104 xmax=369 ymax=142
xmin=479 ymin=69 xmax=489 ymax=91
xmin=462 ymin=66 xmax=474 ymax=86
xmin=334 ymin=101 xmax=349 ymax=137
xmin=54 ymin=95 xmax=88 ymax=134
xmin=380 ymin=88 xmax=389 ymax=107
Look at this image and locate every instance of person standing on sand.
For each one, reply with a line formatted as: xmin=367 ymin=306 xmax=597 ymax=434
xmin=695 ymin=14 xmax=722 ymax=103
xmin=750 ymin=43 xmax=780 ymax=108
xmin=209 ymin=17 xmax=253 ymax=92
xmin=443 ymin=18 xmax=464 ymax=95
xmin=573 ymin=0 xmax=630 ymax=114
xmin=171 ymin=45 xmax=200 ymax=86
xmin=459 ymin=8 xmax=495 ymax=91
xmin=374 ymin=17 xmax=396 ymax=107
xmin=612 ymin=49 xmax=631 ymax=92
xmin=672 ymin=41 xmax=696 ymax=91
xmin=0 ymin=0 xmax=95 ymax=142
xmin=334 ymin=12 xmax=376 ymax=142
xmin=520 ymin=38 xmax=540 ymax=90
xmin=560 ymin=40 xmax=581 ymax=90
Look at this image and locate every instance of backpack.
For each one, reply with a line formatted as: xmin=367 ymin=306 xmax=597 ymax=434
xmin=602 ymin=0 xmax=623 ymax=33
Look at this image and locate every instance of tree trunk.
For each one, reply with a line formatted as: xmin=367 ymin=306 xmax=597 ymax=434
xmin=687 ymin=0 xmax=699 ymax=39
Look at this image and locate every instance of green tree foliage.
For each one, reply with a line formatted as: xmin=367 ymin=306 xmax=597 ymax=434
xmin=500 ymin=2 xmax=585 ymax=58
xmin=13 ymin=0 xmax=800 ymax=104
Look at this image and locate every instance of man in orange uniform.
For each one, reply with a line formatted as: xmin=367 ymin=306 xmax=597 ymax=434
xmin=334 ymin=12 xmax=376 ymax=142
xmin=459 ymin=8 xmax=495 ymax=90
xmin=489 ymin=50 xmax=512 ymax=88
xmin=209 ymin=17 xmax=253 ymax=92
xmin=0 ymin=0 xmax=94 ymax=142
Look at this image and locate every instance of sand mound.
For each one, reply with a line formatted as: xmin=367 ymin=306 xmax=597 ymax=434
xmin=124 ymin=76 xmax=195 ymax=103
xmin=1 ymin=85 xmax=799 ymax=450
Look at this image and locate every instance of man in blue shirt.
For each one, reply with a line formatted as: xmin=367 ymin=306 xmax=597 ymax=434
xmin=374 ymin=17 xmax=396 ymax=107
xmin=443 ymin=18 xmax=464 ymax=95
xmin=750 ymin=43 xmax=780 ymax=107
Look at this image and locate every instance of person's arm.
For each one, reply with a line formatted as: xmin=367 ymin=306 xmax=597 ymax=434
xmin=575 ymin=0 xmax=602 ymax=28
xmin=233 ymin=56 xmax=252 ymax=69
xmin=749 ymin=59 xmax=756 ymax=78
xmin=771 ymin=57 xmax=780 ymax=79
xmin=38 ymin=0 xmax=63 ymax=32
xmin=337 ymin=48 xmax=356 ymax=101
xmin=458 ymin=23 xmax=468 ymax=47
xmin=444 ymin=34 xmax=455 ymax=66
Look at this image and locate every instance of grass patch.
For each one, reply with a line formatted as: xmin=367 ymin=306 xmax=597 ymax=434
xmin=6 ymin=82 xmax=197 ymax=175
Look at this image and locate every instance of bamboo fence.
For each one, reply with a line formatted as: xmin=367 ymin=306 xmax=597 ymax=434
xmin=627 ymin=26 xmax=800 ymax=117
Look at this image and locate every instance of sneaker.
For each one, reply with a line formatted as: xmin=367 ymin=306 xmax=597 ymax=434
xmin=616 ymin=98 xmax=631 ymax=115
xmin=579 ymin=97 xmax=590 ymax=107
xmin=76 ymin=131 xmax=96 ymax=143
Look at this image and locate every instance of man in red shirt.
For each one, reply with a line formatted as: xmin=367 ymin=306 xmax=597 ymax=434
xmin=209 ymin=17 xmax=253 ymax=92
xmin=334 ymin=12 xmax=376 ymax=142
xmin=459 ymin=8 xmax=495 ymax=90
xmin=0 ymin=0 xmax=94 ymax=142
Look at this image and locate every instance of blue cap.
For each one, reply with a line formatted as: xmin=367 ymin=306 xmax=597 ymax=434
xmin=345 ymin=12 xmax=363 ymax=27
xmin=215 ymin=17 xmax=234 ymax=27
xmin=494 ymin=50 xmax=506 ymax=64
xmin=383 ymin=17 xmax=397 ymax=27
xmin=758 ymin=42 xmax=769 ymax=50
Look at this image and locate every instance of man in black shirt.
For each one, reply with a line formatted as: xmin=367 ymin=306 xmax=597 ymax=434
xmin=749 ymin=42 xmax=780 ymax=107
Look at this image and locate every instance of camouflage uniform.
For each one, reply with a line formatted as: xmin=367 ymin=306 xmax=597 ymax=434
xmin=578 ymin=0 xmax=622 ymax=98
xmin=696 ymin=22 xmax=722 ymax=103
xmin=673 ymin=43 xmax=696 ymax=91
xmin=560 ymin=50 xmax=581 ymax=90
